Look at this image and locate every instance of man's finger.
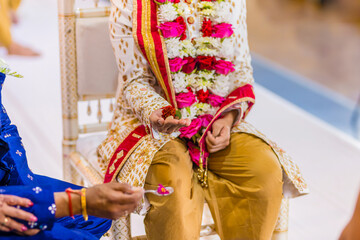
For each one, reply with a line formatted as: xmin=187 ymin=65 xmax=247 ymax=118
xmin=3 ymin=195 xmax=32 ymax=208
xmin=111 ymin=191 xmax=140 ymax=205
xmin=166 ymin=125 xmax=178 ymax=134
xmin=208 ymin=145 xmax=227 ymax=153
xmin=214 ymin=134 xmax=227 ymax=145
xmin=165 ymin=118 xmax=187 ymax=127
xmin=109 ymin=183 xmax=133 ymax=194
xmin=219 ymin=126 xmax=230 ymax=137
xmin=157 ymin=118 xmax=165 ymax=126
xmin=207 ymin=132 xmax=219 ymax=145
xmin=205 ymin=135 xmax=215 ymax=149
xmin=211 ymin=124 xmax=223 ymax=137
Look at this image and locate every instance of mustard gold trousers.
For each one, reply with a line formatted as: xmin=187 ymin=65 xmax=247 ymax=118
xmin=0 ymin=0 xmax=21 ymax=47
xmin=144 ymin=133 xmax=283 ymax=240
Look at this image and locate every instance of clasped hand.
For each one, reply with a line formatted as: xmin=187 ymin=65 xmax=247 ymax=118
xmin=206 ymin=111 xmax=237 ymax=153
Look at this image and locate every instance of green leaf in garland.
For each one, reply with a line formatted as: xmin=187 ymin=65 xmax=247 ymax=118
xmin=175 ymin=109 xmax=182 ymax=119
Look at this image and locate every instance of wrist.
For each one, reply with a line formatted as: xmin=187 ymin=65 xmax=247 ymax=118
xmin=54 ymin=192 xmax=82 ymax=218
xmin=222 ymin=110 xmax=238 ymax=125
xmin=71 ymin=193 xmax=82 ymax=216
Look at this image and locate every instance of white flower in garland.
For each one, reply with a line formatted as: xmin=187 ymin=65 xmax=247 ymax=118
xmin=172 ymin=72 xmax=187 ymax=93
xmin=181 ymin=105 xmax=197 ymax=120
xmin=192 ymin=78 xmax=212 ymax=92
xmin=165 ymin=39 xmax=196 ymax=58
xmin=180 ymin=40 xmax=196 ymax=58
xmin=184 ymin=73 xmax=197 ymax=88
xmin=194 ymin=102 xmax=212 ymax=116
xmin=165 ymin=38 xmax=181 ymax=58
xmin=209 ymin=74 xmax=230 ymax=97
xmin=158 ymin=3 xmax=178 ymax=22
xmin=196 ymin=47 xmax=218 ymax=57
xmin=198 ymin=70 xmax=215 ymax=81
xmin=195 ymin=37 xmax=221 ymax=56
xmin=176 ymin=2 xmax=190 ymax=17
xmin=195 ymin=37 xmax=221 ymax=50
xmin=198 ymin=2 xmax=216 ymax=17
xmin=187 ymin=70 xmax=215 ymax=92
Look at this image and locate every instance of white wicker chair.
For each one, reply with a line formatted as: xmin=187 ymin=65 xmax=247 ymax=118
xmin=58 ymin=0 xmax=289 ymax=239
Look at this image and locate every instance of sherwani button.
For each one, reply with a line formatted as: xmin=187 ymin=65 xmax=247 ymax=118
xmin=187 ymin=16 xmax=195 ymax=24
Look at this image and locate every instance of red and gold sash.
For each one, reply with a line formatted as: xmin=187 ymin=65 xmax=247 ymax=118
xmin=133 ymin=0 xmax=177 ymax=108
xmin=104 ymin=125 xmax=148 ymax=183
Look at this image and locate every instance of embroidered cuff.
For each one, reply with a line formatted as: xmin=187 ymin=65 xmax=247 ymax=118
xmin=0 ymin=185 xmax=56 ymax=230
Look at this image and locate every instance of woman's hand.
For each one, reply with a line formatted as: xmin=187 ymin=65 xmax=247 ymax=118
xmin=205 ymin=110 xmax=238 ymax=153
xmin=0 ymin=195 xmax=38 ymax=235
xmin=86 ymin=183 xmax=144 ymax=220
xmin=150 ymin=109 xmax=190 ymax=134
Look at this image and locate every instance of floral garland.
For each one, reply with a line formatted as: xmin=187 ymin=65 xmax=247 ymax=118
xmin=157 ymin=0 xmax=235 ymax=165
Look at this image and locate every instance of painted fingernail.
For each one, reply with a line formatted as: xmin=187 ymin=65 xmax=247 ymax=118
xmin=21 ymin=226 xmax=28 ymax=232
xmin=30 ymin=216 xmax=37 ymax=222
xmin=28 ymin=201 xmax=34 ymax=207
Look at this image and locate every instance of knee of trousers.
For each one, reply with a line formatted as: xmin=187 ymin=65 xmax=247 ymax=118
xmin=230 ymin=134 xmax=283 ymax=199
xmin=145 ymin=139 xmax=195 ymax=202
xmin=246 ymin=147 xmax=283 ymax=199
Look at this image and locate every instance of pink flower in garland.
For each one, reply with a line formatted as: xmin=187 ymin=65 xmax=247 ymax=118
xmin=187 ymin=141 xmax=209 ymax=166
xmin=198 ymin=114 xmax=213 ymax=127
xmin=176 ymin=91 xmax=197 ymax=108
xmin=169 ymin=57 xmax=188 ymax=73
xmin=179 ymin=118 xmax=202 ymax=138
xmin=211 ymin=23 xmax=234 ymax=38
xmin=213 ymin=59 xmax=235 ymax=75
xmin=159 ymin=18 xmax=186 ymax=39
xmin=207 ymin=94 xmax=225 ymax=107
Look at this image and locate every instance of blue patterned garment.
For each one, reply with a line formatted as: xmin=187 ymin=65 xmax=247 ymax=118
xmin=0 ymin=72 xmax=111 ymax=239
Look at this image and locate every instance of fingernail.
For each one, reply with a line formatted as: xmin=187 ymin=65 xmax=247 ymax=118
xmin=21 ymin=226 xmax=28 ymax=232
xmin=30 ymin=216 xmax=37 ymax=222
xmin=28 ymin=201 xmax=34 ymax=207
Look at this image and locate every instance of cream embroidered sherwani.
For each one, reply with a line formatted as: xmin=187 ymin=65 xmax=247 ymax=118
xmin=98 ymin=0 xmax=309 ymax=239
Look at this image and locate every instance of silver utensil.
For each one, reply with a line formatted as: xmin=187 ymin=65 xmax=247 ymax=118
xmin=144 ymin=186 xmax=174 ymax=196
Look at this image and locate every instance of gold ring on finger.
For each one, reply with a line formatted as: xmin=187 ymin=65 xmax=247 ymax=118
xmin=1 ymin=217 xmax=9 ymax=226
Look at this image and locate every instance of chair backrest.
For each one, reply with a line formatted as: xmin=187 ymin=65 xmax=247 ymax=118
xmin=58 ymin=0 xmax=117 ymax=181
